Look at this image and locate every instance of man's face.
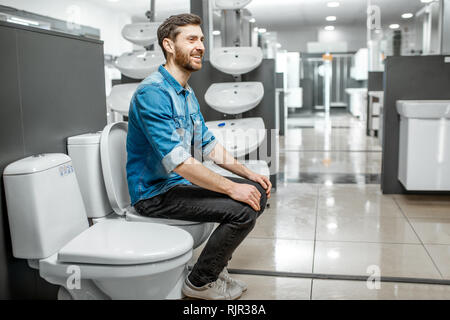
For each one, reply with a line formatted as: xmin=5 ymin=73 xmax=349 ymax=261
xmin=171 ymin=24 xmax=205 ymax=72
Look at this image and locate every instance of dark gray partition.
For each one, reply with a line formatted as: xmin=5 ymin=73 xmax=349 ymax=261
xmin=0 ymin=21 xmax=106 ymax=299
xmin=381 ymin=55 xmax=450 ymax=194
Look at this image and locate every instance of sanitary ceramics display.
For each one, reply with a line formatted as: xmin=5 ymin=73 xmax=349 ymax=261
xmin=114 ymin=50 xmax=165 ymax=80
xmin=205 ymin=82 xmax=264 ymax=114
xmin=210 ymin=47 xmax=263 ymax=76
xmin=107 ymin=83 xmax=140 ymax=115
xmin=121 ymin=22 xmax=160 ymax=46
xmin=397 ymin=100 xmax=450 ymax=191
xmin=205 ymin=118 xmax=266 ymax=158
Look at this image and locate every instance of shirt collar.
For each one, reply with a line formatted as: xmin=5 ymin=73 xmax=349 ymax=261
xmin=158 ymin=65 xmax=191 ymax=95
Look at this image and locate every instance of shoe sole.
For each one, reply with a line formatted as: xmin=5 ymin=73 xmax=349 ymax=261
xmin=181 ymin=287 xmax=243 ymax=300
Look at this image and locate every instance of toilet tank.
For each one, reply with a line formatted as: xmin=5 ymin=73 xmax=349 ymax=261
xmin=3 ymin=154 xmax=89 ymax=259
xmin=67 ymin=133 xmax=113 ymax=218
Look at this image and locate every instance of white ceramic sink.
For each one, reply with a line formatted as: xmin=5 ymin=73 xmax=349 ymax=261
xmin=397 ymin=100 xmax=450 ymax=119
xmin=121 ymin=22 xmax=160 ymax=46
xmin=106 ymin=83 xmax=140 ymax=115
xmin=203 ymin=160 xmax=270 ymax=178
xmin=206 ymin=117 xmax=265 ymax=157
xmin=214 ymin=0 xmax=252 ymax=9
xmin=205 ymin=82 xmax=264 ymax=114
xmin=115 ymin=50 xmax=165 ymax=79
xmin=210 ymin=47 xmax=263 ymax=75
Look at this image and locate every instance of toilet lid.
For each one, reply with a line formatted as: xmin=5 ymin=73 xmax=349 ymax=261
xmin=58 ymin=220 xmax=193 ymax=265
xmin=100 ymin=122 xmax=130 ymax=216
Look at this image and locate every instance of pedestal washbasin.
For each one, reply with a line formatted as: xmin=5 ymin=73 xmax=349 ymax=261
xmin=206 ymin=117 xmax=266 ymax=157
xmin=121 ymin=22 xmax=160 ymax=46
xmin=115 ymin=51 xmax=165 ymax=79
xmin=106 ymin=83 xmax=140 ymax=115
xmin=214 ymin=0 xmax=252 ymax=9
xmin=210 ymin=47 xmax=263 ymax=75
xmin=205 ymin=82 xmax=264 ymax=114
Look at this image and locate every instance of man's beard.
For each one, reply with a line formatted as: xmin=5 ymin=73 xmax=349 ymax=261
xmin=174 ymin=46 xmax=202 ymax=72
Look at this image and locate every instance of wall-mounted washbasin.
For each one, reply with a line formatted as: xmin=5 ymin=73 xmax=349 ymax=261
xmin=210 ymin=47 xmax=263 ymax=75
xmin=214 ymin=0 xmax=252 ymax=10
xmin=115 ymin=50 xmax=165 ymax=79
xmin=205 ymin=82 xmax=264 ymax=114
xmin=397 ymin=100 xmax=450 ymax=119
xmin=121 ymin=22 xmax=160 ymax=46
xmin=206 ymin=117 xmax=265 ymax=157
xmin=106 ymin=83 xmax=140 ymax=115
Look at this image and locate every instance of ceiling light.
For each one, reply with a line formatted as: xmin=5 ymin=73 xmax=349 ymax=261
xmin=326 ymin=16 xmax=337 ymax=21
xmin=327 ymin=2 xmax=340 ymax=8
xmin=258 ymin=28 xmax=267 ymax=33
xmin=401 ymin=13 xmax=413 ymax=19
xmin=324 ymin=25 xmax=335 ymax=31
xmin=249 ymin=18 xmax=256 ymax=23
xmin=212 ymin=30 xmax=221 ymax=36
xmin=389 ymin=24 xmax=400 ymax=29
xmin=8 ymin=16 xmax=40 ymax=26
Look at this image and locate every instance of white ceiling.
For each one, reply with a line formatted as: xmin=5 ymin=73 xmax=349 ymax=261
xmin=90 ymin=0 xmax=426 ymax=29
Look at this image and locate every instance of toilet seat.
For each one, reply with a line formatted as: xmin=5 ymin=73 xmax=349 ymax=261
xmin=58 ymin=220 xmax=193 ymax=265
xmin=99 ymin=122 xmax=209 ymax=227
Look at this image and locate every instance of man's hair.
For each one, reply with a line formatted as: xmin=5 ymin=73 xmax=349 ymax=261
xmin=157 ymin=13 xmax=202 ymax=59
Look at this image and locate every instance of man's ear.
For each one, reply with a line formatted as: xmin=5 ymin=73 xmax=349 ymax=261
xmin=163 ymin=38 xmax=175 ymax=56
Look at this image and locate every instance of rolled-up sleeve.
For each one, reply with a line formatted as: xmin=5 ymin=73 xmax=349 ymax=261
xmin=199 ymin=112 xmax=217 ymax=157
xmin=135 ymin=86 xmax=191 ymax=173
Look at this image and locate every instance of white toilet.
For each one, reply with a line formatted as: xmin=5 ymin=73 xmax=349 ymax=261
xmin=3 ymin=154 xmax=194 ymax=299
xmin=66 ymin=121 xmax=215 ymax=249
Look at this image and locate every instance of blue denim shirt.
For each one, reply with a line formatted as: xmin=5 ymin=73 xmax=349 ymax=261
xmin=127 ymin=65 xmax=217 ymax=205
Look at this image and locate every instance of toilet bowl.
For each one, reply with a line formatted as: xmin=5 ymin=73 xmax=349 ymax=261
xmin=3 ymin=154 xmax=194 ymax=299
xmin=67 ymin=122 xmax=215 ymax=249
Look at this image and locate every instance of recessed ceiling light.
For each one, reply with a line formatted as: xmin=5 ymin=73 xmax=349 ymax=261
xmin=327 ymin=2 xmax=340 ymax=8
xmin=324 ymin=25 xmax=335 ymax=31
xmin=212 ymin=30 xmax=221 ymax=36
xmin=326 ymin=16 xmax=337 ymax=21
xmin=389 ymin=24 xmax=400 ymax=29
xmin=8 ymin=16 xmax=40 ymax=26
xmin=258 ymin=28 xmax=267 ymax=33
xmin=249 ymin=18 xmax=256 ymax=23
xmin=401 ymin=13 xmax=413 ymax=19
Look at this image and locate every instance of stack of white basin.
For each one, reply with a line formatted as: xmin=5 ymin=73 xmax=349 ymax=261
xmin=397 ymin=100 xmax=450 ymax=191
xmin=114 ymin=22 xmax=165 ymax=80
xmin=204 ymin=0 xmax=269 ymax=177
xmin=108 ymin=21 xmax=165 ymax=119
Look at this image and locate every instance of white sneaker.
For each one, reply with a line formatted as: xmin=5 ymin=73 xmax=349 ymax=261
xmin=182 ymin=276 xmax=243 ymax=300
xmin=219 ymin=267 xmax=248 ymax=292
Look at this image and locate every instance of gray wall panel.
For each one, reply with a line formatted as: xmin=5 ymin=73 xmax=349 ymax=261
xmin=17 ymin=29 xmax=106 ymax=154
xmin=0 ymin=21 xmax=106 ymax=299
xmin=0 ymin=25 xmax=23 ymax=300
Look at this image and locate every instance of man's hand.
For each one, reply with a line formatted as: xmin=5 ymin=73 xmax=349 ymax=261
xmin=227 ymin=183 xmax=262 ymax=212
xmin=248 ymin=173 xmax=272 ymax=199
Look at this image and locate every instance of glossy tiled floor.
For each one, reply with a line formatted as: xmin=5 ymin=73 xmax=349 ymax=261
xmin=190 ymin=111 xmax=450 ymax=299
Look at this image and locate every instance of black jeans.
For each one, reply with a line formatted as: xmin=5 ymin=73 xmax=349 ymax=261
xmin=134 ymin=177 xmax=267 ymax=286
